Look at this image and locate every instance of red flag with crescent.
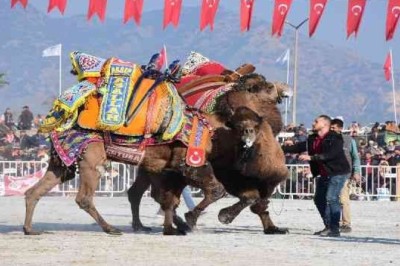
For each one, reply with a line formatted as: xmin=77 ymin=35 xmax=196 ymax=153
xmin=200 ymin=0 xmax=220 ymax=31
xmin=47 ymin=0 xmax=67 ymax=14
xmin=386 ymin=0 xmax=400 ymax=41
xmin=272 ymin=0 xmax=293 ymax=37
xmin=384 ymin=53 xmax=392 ymax=81
xmin=87 ymin=0 xmax=107 ymax=22
xmin=346 ymin=0 xmax=366 ymax=38
xmin=163 ymin=0 xmax=183 ymax=29
xmin=240 ymin=0 xmax=255 ymax=32
xmin=123 ymin=0 xmax=144 ymax=25
xmin=309 ymin=0 xmax=327 ymax=37
xmin=11 ymin=0 xmax=28 ymax=8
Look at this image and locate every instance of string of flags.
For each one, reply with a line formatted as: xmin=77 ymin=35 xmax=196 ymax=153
xmin=10 ymin=0 xmax=400 ymax=40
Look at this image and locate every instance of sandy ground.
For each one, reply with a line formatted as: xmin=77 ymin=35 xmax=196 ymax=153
xmin=0 ymin=196 xmax=399 ymax=266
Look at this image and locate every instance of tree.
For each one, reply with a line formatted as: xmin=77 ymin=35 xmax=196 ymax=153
xmin=0 ymin=73 xmax=9 ymax=88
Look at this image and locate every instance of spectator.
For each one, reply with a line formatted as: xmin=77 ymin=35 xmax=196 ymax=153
xmin=283 ymin=115 xmax=350 ymax=237
xmin=18 ymin=106 xmax=34 ymax=130
xmin=2 ymin=108 xmax=15 ymax=130
xmin=33 ymin=114 xmax=44 ymax=129
xmin=331 ymin=118 xmax=361 ymax=234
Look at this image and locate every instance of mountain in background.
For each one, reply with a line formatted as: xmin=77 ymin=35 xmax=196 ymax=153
xmin=0 ymin=1 xmax=397 ymax=126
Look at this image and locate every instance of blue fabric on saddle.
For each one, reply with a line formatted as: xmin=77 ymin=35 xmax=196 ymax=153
xmin=96 ymin=58 xmax=141 ymax=130
xmin=39 ymin=81 xmax=97 ymax=133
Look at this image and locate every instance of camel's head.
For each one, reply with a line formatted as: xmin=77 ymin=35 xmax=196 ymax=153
xmin=227 ymin=106 xmax=262 ymax=149
xmin=232 ymin=74 xmax=292 ymax=104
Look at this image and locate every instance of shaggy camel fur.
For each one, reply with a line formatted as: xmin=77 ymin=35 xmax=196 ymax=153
xmin=129 ymin=75 xmax=291 ymax=233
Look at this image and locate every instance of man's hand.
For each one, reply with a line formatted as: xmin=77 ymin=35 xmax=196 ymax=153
xmin=351 ymin=173 xmax=361 ymax=183
xmin=298 ymin=154 xmax=311 ymax=161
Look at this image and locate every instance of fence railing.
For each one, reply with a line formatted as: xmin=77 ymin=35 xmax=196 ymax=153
xmin=1 ymin=161 xmax=399 ymax=200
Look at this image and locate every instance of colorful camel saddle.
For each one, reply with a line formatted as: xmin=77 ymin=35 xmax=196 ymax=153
xmin=40 ymin=81 xmax=97 ymax=133
xmin=51 ymin=110 xmax=211 ymax=167
xmin=70 ymin=51 xmax=107 ymax=81
xmin=77 ymin=74 xmax=185 ymax=140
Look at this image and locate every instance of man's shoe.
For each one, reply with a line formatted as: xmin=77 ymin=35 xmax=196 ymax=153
xmin=313 ymin=227 xmax=329 ymax=235
xmin=340 ymin=225 xmax=352 ymax=233
xmin=320 ymin=229 xmax=340 ymax=237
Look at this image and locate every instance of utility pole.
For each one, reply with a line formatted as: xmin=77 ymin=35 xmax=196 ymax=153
xmin=285 ymin=18 xmax=308 ymax=126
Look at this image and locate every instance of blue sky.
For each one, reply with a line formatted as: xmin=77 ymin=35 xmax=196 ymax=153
xmin=10 ymin=0 xmax=400 ymax=65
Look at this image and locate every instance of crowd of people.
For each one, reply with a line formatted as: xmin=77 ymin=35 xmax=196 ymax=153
xmin=0 ymin=106 xmax=49 ymax=161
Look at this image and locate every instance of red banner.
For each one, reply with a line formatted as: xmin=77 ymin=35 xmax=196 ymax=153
xmin=47 ymin=0 xmax=67 ymax=14
xmin=163 ymin=0 xmax=183 ymax=29
xmin=346 ymin=0 xmax=366 ymax=38
xmin=11 ymin=0 xmax=28 ymax=8
xmin=123 ymin=0 xmax=144 ymax=25
xmin=386 ymin=0 xmax=400 ymax=41
xmin=384 ymin=52 xmax=392 ymax=81
xmin=272 ymin=0 xmax=293 ymax=37
xmin=200 ymin=0 xmax=220 ymax=31
xmin=1 ymin=169 xmax=59 ymax=196
xmin=87 ymin=0 xmax=107 ymax=22
xmin=309 ymin=0 xmax=327 ymax=37
xmin=240 ymin=0 xmax=255 ymax=32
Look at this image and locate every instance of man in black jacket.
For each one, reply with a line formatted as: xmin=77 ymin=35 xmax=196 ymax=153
xmin=283 ymin=115 xmax=350 ymax=237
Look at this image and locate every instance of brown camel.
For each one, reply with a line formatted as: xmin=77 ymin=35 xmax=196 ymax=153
xmin=129 ymin=74 xmax=291 ymax=233
xmin=23 ymin=110 xmax=228 ymax=236
xmin=214 ymin=106 xmax=289 ymax=234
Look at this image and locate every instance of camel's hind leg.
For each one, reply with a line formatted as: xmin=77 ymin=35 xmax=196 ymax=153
xmin=185 ymin=168 xmax=226 ymax=229
xmin=74 ymin=143 xmax=122 ymax=235
xmin=24 ymin=158 xmax=75 ymax=235
xmin=127 ymin=169 xmax=152 ymax=232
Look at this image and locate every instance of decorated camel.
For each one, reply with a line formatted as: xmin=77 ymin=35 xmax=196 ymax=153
xmin=128 ymin=66 xmax=291 ymax=234
xmin=23 ymin=52 xmax=288 ymax=235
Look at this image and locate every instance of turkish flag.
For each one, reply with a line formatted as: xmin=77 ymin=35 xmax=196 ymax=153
xmin=200 ymin=0 xmax=220 ymax=31
xmin=272 ymin=0 xmax=293 ymax=37
xmin=240 ymin=0 xmax=255 ymax=32
xmin=156 ymin=46 xmax=167 ymax=70
xmin=163 ymin=0 xmax=183 ymax=29
xmin=87 ymin=0 xmax=107 ymax=22
xmin=11 ymin=0 xmax=28 ymax=8
xmin=309 ymin=0 xmax=327 ymax=37
xmin=386 ymin=0 xmax=400 ymax=41
xmin=346 ymin=0 xmax=366 ymax=38
xmin=47 ymin=0 xmax=67 ymax=14
xmin=123 ymin=0 xmax=144 ymax=25
xmin=384 ymin=53 xmax=392 ymax=81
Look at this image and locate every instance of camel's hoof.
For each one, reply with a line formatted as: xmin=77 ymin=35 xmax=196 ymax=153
xmin=264 ymin=227 xmax=289 ymax=235
xmin=184 ymin=212 xmax=198 ymax=229
xmin=23 ymin=229 xmax=43 ymax=236
xmin=132 ymin=223 xmax=152 ymax=232
xmin=105 ymin=226 xmax=123 ymax=235
xmin=163 ymin=227 xmax=187 ymax=236
xmin=218 ymin=209 xmax=235 ymax=224
xmin=173 ymin=215 xmax=192 ymax=233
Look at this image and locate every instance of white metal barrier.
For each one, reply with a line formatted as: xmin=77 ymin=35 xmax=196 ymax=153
xmin=1 ymin=161 xmax=399 ymax=200
xmin=278 ymin=164 xmax=400 ymax=201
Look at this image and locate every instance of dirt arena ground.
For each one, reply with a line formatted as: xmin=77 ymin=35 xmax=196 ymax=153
xmin=0 ymin=196 xmax=399 ymax=266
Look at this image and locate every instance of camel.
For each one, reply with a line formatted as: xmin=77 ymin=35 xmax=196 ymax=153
xmin=129 ymin=74 xmax=291 ymax=234
xmin=23 ymin=64 xmax=289 ymax=236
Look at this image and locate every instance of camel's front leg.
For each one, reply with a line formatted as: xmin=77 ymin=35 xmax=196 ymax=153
xmin=185 ymin=173 xmax=226 ymax=229
xmin=24 ymin=159 xmax=75 ymax=235
xmin=75 ymin=144 xmax=122 ymax=235
xmin=250 ymin=199 xmax=289 ymax=234
xmin=218 ymin=189 xmax=260 ymax=224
